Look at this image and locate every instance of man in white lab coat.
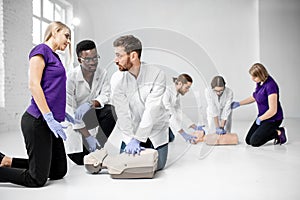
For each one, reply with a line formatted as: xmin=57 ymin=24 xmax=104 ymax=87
xmin=204 ymin=76 xmax=233 ymax=134
xmin=112 ymin=35 xmax=169 ymax=171
xmin=163 ymin=74 xmax=205 ymax=143
xmin=65 ymin=40 xmax=116 ymax=165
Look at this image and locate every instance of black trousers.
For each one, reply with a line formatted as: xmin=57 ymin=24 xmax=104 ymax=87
xmin=67 ymin=104 xmax=116 ymax=165
xmin=0 ymin=112 xmax=67 ymax=187
xmin=168 ymin=128 xmax=175 ymax=142
xmin=245 ymin=119 xmax=282 ymax=147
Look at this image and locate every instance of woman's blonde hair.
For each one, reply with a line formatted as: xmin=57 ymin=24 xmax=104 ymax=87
xmin=249 ymin=63 xmax=269 ymax=82
xmin=43 ymin=21 xmax=72 ymax=56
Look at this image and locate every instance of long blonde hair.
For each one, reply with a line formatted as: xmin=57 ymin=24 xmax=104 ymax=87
xmin=43 ymin=21 xmax=72 ymax=57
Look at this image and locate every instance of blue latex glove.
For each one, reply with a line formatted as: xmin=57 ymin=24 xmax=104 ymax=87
xmin=194 ymin=125 xmax=205 ymax=132
xmin=85 ymin=135 xmax=101 ymax=152
xmin=231 ymin=101 xmax=240 ymax=109
xmin=65 ymin=113 xmax=80 ymax=124
xmin=216 ymin=127 xmax=226 ymax=135
xmin=75 ymin=102 xmax=92 ymax=121
xmin=181 ymin=132 xmax=197 ymax=143
xmin=124 ymin=138 xmax=145 ymax=155
xmin=256 ymin=117 xmax=261 ymax=125
xmin=43 ymin=112 xmax=67 ymax=140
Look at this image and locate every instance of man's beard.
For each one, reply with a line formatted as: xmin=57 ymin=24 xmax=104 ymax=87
xmin=178 ymin=87 xmax=186 ymax=96
xmin=117 ymin=57 xmax=133 ymax=71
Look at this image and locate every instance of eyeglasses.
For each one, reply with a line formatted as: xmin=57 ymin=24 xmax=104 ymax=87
xmin=80 ymin=55 xmax=100 ymax=63
xmin=115 ymin=53 xmax=129 ymax=59
xmin=213 ymin=89 xmax=224 ymax=94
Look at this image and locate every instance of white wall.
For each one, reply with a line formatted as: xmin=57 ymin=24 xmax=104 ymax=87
xmin=70 ymin=0 xmax=300 ymax=121
xmin=0 ymin=0 xmax=32 ymax=131
xmin=70 ymin=0 xmax=261 ymax=122
xmin=1 ymin=0 xmax=299 ymax=131
xmin=259 ymin=0 xmax=300 ymax=119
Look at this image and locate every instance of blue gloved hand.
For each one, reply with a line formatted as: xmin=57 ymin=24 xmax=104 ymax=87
xmin=256 ymin=117 xmax=261 ymax=125
xmin=43 ymin=112 xmax=67 ymax=140
xmin=194 ymin=125 xmax=205 ymax=132
xmin=181 ymin=132 xmax=197 ymax=143
xmin=216 ymin=127 xmax=226 ymax=135
xmin=75 ymin=102 xmax=92 ymax=121
xmin=124 ymin=138 xmax=145 ymax=155
xmin=85 ymin=135 xmax=101 ymax=152
xmin=65 ymin=112 xmax=80 ymax=124
xmin=231 ymin=101 xmax=240 ymax=109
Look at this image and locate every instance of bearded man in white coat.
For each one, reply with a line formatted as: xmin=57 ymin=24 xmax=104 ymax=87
xmin=111 ymin=35 xmax=169 ymax=171
xmin=163 ymin=74 xmax=205 ymax=143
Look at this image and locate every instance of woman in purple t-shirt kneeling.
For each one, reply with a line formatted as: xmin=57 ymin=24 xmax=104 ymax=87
xmin=0 ymin=21 xmax=72 ymax=187
xmin=231 ymin=63 xmax=286 ymax=147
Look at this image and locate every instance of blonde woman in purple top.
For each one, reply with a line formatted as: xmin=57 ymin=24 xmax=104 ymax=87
xmin=231 ymin=63 xmax=286 ymax=147
xmin=0 ymin=21 xmax=72 ymax=187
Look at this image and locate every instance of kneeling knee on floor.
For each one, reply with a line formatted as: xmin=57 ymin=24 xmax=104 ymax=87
xmin=249 ymin=137 xmax=262 ymax=147
xmin=49 ymin=167 xmax=67 ymax=180
xmin=49 ymin=171 xmax=67 ymax=180
xmin=27 ymin=177 xmax=48 ymax=188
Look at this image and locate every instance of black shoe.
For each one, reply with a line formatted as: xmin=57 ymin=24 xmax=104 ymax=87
xmin=274 ymin=127 xmax=287 ymax=145
xmin=0 ymin=152 xmax=5 ymax=164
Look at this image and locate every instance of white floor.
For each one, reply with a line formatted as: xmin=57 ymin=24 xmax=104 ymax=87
xmin=1 ymin=119 xmax=299 ymax=200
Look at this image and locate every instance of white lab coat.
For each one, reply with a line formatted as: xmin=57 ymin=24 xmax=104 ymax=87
xmin=204 ymin=87 xmax=233 ymax=133
xmin=163 ymin=84 xmax=194 ymax=133
xmin=110 ymin=70 xmax=123 ymax=99
xmin=64 ymin=65 xmax=111 ymax=154
xmin=111 ymin=63 xmax=169 ymax=148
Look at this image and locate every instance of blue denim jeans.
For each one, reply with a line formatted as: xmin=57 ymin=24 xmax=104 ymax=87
xmin=120 ymin=139 xmax=168 ymax=171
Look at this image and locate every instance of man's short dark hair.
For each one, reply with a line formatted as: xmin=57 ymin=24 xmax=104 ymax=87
xmin=113 ymin=35 xmax=142 ymax=59
xmin=76 ymin=40 xmax=96 ymax=57
xmin=173 ymin=74 xmax=193 ymax=84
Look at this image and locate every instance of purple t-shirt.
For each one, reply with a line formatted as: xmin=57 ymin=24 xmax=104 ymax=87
xmin=26 ymin=44 xmax=66 ymax=122
xmin=253 ymin=75 xmax=283 ymax=121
